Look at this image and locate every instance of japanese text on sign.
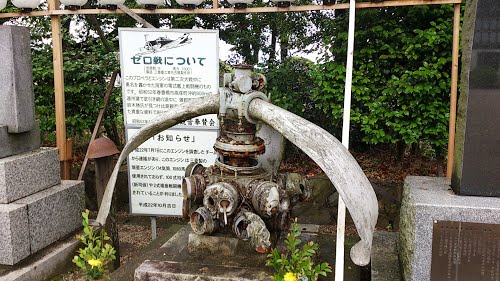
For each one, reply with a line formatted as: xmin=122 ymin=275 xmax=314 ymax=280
xmin=119 ymin=28 xmax=219 ymax=216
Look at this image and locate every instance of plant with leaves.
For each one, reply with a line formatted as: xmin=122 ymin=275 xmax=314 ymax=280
xmin=313 ymin=5 xmax=457 ymax=156
xmin=72 ymin=210 xmax=116 ymax=280
xmin=266 ymin=220 xmax=331 ymax=281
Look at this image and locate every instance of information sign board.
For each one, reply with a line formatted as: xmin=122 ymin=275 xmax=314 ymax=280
xmin=119 ymin=28 xmax=219 ymax=216
xmin=126 ymin=128 xmax=217 ymax=216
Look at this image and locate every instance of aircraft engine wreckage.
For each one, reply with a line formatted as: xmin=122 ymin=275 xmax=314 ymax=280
xmin=96 ymin=65 xmax=378 ymax=266
xmin=182 ymin=67 xmax=311 ymax=252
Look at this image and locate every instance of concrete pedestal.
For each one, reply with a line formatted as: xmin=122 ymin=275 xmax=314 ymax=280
xmin=0 ymin=181 xmax=85 ymax=265
xmin=132 ymin=224 xmax=358 ymax=281
xmin=399 ymin=176 xmax=500 ymax=281
xmin=0 ymin=148 xmax=60 ymax=203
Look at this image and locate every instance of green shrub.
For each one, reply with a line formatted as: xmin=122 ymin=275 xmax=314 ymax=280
xmin=266 ymin=220 xmax=331 ymax=281
xmin=72 ymin=210 xmax=116 ymax=280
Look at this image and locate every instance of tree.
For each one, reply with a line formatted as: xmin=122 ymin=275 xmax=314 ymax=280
xmin=197 ymin=0 xmax=331 ymax=65
xmin=313 ymin=5 xmax=456 ymax=158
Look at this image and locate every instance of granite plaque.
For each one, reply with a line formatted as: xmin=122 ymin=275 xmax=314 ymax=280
xmin=431 ymin=221 xmax=500 ymax=281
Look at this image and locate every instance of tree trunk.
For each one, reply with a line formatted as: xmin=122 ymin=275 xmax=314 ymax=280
xmin=85 ymin=15 xmax=114 ymax=53
xmin=436 ymin=146 xmax=444 ymax=177
xmin=280 ymin=34 xmax=289 ymax=61
xmin=396 ymin=141 xmax=406 ymax=162
xmin=269 ymin=26 xmax=277 ymax=63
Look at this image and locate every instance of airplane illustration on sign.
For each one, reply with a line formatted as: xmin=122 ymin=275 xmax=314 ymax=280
xmin=135 ymin=33 xmax=192 ymax=56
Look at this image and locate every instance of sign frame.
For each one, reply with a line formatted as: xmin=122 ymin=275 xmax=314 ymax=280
xmin=119 ymin=28 xmax=219 ymax=217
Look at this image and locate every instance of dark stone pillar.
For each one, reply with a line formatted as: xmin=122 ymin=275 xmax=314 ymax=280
xmin=452 ymin=0 xmax=500 ymax=196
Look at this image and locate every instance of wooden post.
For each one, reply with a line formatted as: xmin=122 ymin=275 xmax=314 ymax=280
xmin=48 ymin=0 xmax=69 ymax=179
xmin=446 ymin=3 xmax=461 ymax=180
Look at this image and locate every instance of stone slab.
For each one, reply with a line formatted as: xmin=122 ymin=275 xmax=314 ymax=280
xmin=399 ymin=176 xmax=500 ymax=281
xmin=15 ymin=180 xmax=85 ymax=253
xmin=135 ymin=260 xmax=273 ymax=281
xmin=0 ymin=148 xmax=60 ymax=203
xmin=0 ymin=124 xmax=40 ymax=159
xmin=187 ymin=233 xmax=241 ymax=256
xmin=0 ymin=234 xmax=82 ymax=281
xmin=0 ymin=26 xmax=35 ymax=133
xmin=0 ymin=203 xmax=30 ymax=265
xmin=131 ymin=224 xmax=366 ymax=281
xmin=371 ymin=231 xmax=401 ymax=281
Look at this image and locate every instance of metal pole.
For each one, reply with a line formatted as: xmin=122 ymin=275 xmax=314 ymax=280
xmin=336 ymin=0 xmax=356 ymax=279
xmin=150 ymin=217 xmax=157 ymax=240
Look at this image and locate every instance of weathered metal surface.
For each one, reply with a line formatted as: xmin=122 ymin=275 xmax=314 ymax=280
xmin=87 ymin=137 xmax=120 ymax=159
xmin=431 ymin=221 xmax=500 ymax=281
xmin=95 ymin=94 xmax=220 ymax=225
xmin=190 ymin=206 xmax=217 ymax=235
xmin=244 ymin=211 xmax=271 ymax=253
xmin=248 ymin=98 xmax=378 ymax=266
xmin=96 ymin=74 xmax=377 ymax=266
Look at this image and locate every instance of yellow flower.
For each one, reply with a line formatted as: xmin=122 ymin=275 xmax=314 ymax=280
xmin=87 ymin=259 xmax=102 ymax=268
xmin=283 ymin=272 xmax=297 ymax=281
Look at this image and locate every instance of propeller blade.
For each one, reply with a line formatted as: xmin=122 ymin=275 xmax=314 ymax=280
xmin=96 ymin=94 xmax=220 ymax=225
xmin=248 ymin=98 xmax=378 ymax=266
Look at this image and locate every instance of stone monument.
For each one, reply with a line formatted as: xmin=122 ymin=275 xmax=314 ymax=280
xmin=399 ymin=0 xmax=500 ymax=280
xmin=0 ymin=25 xmax=85 ymax=266
xmin=451 ymin=0 xmax=500 ymax=196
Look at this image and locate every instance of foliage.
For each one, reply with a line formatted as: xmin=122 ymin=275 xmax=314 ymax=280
xmin=313 ymin=5 xmax=456 ymax=150
xmin=265 ymin=57 xmax=333 ymax=135
xmin=266 ymin=57 xmax=315 ymax=118
xmin=72 ymin=210 xmax=116 ymax=280
xmin=32 ymin=33 xmax=121 ymax=144
xmin=266 ymin=220 xmax=331 ymax=281
xmin=197 ymin=0 xmax=332 ymax=65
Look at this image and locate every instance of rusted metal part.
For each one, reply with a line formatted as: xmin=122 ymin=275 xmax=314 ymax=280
xmin=97 ymin=70 xmax=378 ymax=265
xmin=87 ymin=137 xmax=120 ymax=159
xmin=233 ymin=208 xmax=251 ymax=241
xmin=250 ymin=181 xmax=281 ymax=217
xmin=214 ymin=139 xmax=265 ymax=156
xmin=244 ymin=212 xmax=271 ymax=253
xmin=214 ymin=117 xmax=265 ymax=173
xmin=251 ymin=73 xmax=267 ymax=91
xmin=182 ymin=174 xmax=206 ymax=201
xmin=276 ymin=173 xmax=312 ymax=204
xmin=203 ymin=182 xmax=240 ymax=222
xmin=184 ymin=162 xmax=205 ymax=177
xmin=190 ymin=207 xmax=217 ymax=235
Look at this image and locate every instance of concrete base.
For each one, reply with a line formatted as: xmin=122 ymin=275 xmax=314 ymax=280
xmin=0 ymin=124 xmax=40 ymax=159
xmin=0 ymin=181 xmax=85 ymax=265
xmin=0 ymin=232 xmax=82 ymax=281
xmin=132 ymin=224 xmax=363 ymax=281
xmin=371 ymin=231 xmax=401 ymax=281
xmin=187 ymin=233 xmax=242 ymax=256
xmin=0 ymin=148 xmax=60 ymax=203
xmin=399 ymin=176 xmax=500 ymax=281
